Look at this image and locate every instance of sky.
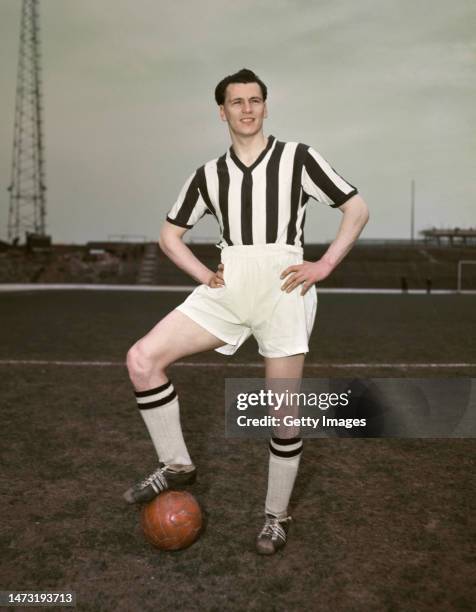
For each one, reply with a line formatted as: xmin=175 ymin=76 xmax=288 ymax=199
xmin=0 ymin=0 xmax=474 ymax=244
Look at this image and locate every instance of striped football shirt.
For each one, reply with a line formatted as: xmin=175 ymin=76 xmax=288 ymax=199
xmin=166 ymin=135 xmax=358 ymax=248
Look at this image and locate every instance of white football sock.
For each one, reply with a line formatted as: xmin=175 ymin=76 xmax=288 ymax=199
xmin=265 ymin=437 xmax=303 ymax=519
xmin=135 ymin=380 xmax=192 ymax=466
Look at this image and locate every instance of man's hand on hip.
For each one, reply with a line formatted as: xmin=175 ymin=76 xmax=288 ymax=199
xmin=207 ymin=263 xmax=225 ymax=288
xmin=280 ymin=259 xmax=333 ymax=295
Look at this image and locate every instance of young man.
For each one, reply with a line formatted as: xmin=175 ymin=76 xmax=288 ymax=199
xmin=124 ymin=68 xmax=369 ymax=555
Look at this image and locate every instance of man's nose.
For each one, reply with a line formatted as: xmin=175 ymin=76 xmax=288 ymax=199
xmin=242 ymin=102 xmax=252 ymax=113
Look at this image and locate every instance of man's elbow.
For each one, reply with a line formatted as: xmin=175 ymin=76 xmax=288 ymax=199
xmin=158 ymin=225 xmax=174 ymax=254
xmin=345 ymin=194 xmax=369 ymax=226
xmin=158 ymin=221 xmax=186 ymax=254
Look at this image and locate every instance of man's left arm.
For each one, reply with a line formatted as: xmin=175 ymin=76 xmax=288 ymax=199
xmin=280 ymin=193 xmax=369 ymax=295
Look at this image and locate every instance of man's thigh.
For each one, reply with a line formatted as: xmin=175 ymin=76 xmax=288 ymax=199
xmin=265 ymin=354 xmax=305 ymax=380
xmin=137 ymin=308 xmax=226 ymax=364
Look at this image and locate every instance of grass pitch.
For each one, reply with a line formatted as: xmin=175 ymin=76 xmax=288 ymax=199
xmin=0 ymin=290 xmax=475 ymax=611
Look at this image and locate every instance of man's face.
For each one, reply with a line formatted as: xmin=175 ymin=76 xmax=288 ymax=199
xmin=219 ymin=82 xmax=268 ymax=137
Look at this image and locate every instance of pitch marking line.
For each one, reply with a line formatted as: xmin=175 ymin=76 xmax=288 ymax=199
xmin=0 ymin=360 xmax=475 ymax=369
xmin=0 ymin=284 xmax=475 ymax=295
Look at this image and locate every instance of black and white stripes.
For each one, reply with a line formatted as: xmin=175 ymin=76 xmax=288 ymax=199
xmin=166 ymin=135 xmax=358 ymax=249
xmin=269 ymin=437 xmax=303 ymax=459
xmin=135 ymin=380 xmax=177 ymax=410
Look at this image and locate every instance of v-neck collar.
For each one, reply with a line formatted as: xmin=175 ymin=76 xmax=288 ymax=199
xmin=228 ymin=135 xmax=275 ymax=173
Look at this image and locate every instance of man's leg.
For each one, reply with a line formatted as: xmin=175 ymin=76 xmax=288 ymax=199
xmin=123 ymin=309 xmax=226 ymax=503
xmin=256 ymin=353 xmax=305 ymax=554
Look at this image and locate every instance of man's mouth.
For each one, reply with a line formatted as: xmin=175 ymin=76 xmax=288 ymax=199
xmin=240 ymin=118 xmax=255 ymax=123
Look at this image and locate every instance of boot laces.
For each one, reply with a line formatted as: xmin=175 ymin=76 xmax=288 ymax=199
xmin=140 ymin=465 xmax=168 ymax=492
xmin=259 ymin=515 xmax=289 ymax=541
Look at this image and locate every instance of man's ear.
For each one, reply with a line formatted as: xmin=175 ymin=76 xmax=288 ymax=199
xmin=219 ymin=105 xmax=227 ymax=122
xmin=264 ymin=102 xmax=268 ymax=118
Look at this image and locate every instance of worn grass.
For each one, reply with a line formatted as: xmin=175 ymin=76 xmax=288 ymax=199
xmin=0 ymin=291 xmax=475 ymax=611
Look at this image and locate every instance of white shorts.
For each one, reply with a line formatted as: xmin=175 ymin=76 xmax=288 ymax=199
xmin=176 ymin=243 xmax=318 ymax=358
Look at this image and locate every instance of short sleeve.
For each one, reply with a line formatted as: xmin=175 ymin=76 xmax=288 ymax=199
xmin=302 ymin=146 xmax=358 ymax=208
xmin=166 ymin=170 xmax=209 ymax=228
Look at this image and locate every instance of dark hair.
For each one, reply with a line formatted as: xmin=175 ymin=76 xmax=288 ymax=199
xmin=214 ymin=68 xmax=267 ymax=105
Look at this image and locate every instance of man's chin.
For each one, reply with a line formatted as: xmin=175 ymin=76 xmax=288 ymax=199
xmin=231 ymin=123 xmax=263 ymax=138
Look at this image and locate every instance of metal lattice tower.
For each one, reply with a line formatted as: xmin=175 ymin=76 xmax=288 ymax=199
xmin=7 ymin=0 xmax=47 ymax=243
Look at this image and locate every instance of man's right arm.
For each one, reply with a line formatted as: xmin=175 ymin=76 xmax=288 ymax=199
xmin=158 ymin=221 xmax=223 ymax=287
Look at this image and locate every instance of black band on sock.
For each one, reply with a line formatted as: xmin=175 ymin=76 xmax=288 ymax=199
xmin=138 ymin=389 xmax=177 ymax=410
xmin=269 ymin=437 xmax=303 ymax=458
xmin=271 ymin=436 xmax=302 ymax=446
xmin=135 ymin=380 xmax=172 ymax=398
xmin=135 ymin=381 xmax=177 ymax=410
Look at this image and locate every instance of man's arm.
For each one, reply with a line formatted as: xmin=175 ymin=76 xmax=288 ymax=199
xmin=280 ymin=193 xmax=369 ymax=295
xmin=158 ymin=221 xmax=224 ymax=287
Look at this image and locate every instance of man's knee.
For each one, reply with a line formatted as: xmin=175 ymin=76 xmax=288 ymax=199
xmin=126 ymin=340 xmax=168 ymax=382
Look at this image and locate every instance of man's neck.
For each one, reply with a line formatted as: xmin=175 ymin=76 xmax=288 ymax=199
xmin=229 ymin=131 xmax=268 ymax=167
